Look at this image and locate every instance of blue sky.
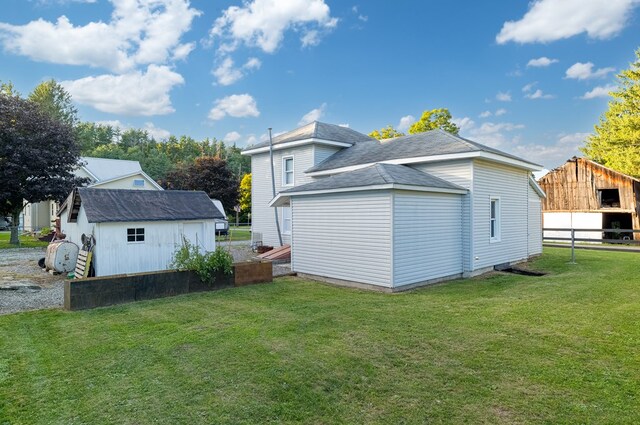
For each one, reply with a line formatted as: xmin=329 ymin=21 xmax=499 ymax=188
xmin=1 ymin=0 xmax=639 ymax=169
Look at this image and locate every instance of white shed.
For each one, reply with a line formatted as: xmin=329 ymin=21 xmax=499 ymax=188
xmin=58 ymin=188 xmax=223 ymax=277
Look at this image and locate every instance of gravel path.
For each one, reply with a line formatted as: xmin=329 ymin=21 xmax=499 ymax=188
xmin=0 ymin=248 xmax=65 ymax=315
xmin=1 ymin=243 xmax=291 ymax=316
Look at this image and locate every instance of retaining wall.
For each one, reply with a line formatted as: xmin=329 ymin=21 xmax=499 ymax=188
xmin=64 ymin=261 xmax=272 ymax=311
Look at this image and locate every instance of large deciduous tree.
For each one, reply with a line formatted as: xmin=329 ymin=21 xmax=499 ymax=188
xmin=368 ymin=125 xmax=404 ymax=140
xmin=162 ymin=156 xmax=239 ymax=213
xmin=0 ymin=93 xmax=85 ymax=244
xmin=408 ymin=108 xmax=459 ymax=135
xmin=581 ymin=48 xmax=640 ymax=177
xmin=238 ymin=173 xmax=251 ymax=213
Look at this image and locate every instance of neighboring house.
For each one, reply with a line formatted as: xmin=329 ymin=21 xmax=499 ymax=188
xmin=22 ymin=157 xmax=161 ymax=232
xmin=538 ymin=157 xmax=640 ymax=242
xmin=58 ymin=188 xmax=223 ymax=277
xmin=243 ymin=121 xmax=545 ymax=291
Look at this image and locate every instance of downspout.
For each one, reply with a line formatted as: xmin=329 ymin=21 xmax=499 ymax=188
xmin=269 ymin=128 xmax=283 ymax=246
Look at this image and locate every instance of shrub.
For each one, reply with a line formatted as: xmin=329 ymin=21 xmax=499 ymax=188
xmin=40 ymin=227 xmax=51 ymax=236
xmin=170 ymin=239 xmax=233 ymax=283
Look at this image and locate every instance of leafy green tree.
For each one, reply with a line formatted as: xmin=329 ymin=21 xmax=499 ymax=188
xmin=28 ymin=79 xmax=78 ymax=127
xmin=582 ymin=48 xmax=640 ymax=177
xmin=239 ymin=173 xmax=251 ymax=213
xmin=0 ymin=81 xmax=20 ymax=97
xmin=368 ymin=125 xmax=405 ymax=140
xmin=0 ymin=93 xmax=86 ymax=244
xmin=75 ymin=121 xmax=119 ymax=154
xmin=409 ymin=108 xmax=459 ymax=135
xmin=162 ymin=156 xmax=239 ymax=213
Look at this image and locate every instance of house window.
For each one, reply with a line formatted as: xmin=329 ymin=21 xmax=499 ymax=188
xmin=133 ymin=179 xmax=145 ymax=187
xmin=282 ymin=156 xmax=294 ymax=186
xmin=282 ymin=207 xmax=292 ymax=234
xmin=490 ymin=198 xmax=500 ymax=242
xmin=127 ymin=228 xmax=145 ymax=243
xmin=597 ymin=188 xmax=620 ymax=208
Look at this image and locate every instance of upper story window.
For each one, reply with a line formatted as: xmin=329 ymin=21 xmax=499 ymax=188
xmin=133 ymin=179 xmax=145 ymax=187
xmin=490 ymin=197 xmax=500 ymax=242
xmin=282 ymin=156 xmax=294 ymax=186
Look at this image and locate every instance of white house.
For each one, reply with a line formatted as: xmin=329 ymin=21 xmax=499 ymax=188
xmin=243 ymin=121 xmax=545 ymax=291
xmin=58 ymin=188 xmax=223 ymax=277
xmin=22 ymin=157 xmax=161 ymax=232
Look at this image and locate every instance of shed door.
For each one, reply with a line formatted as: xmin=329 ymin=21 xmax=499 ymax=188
xmin=183 ymin=222 xmax=205 ymax=248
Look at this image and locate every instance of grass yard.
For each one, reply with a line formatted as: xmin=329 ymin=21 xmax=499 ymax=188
xmin=0 ymin=231 xmax=49 ymax=249
xmin=216 ymin=226 xmax=251 ymax=242
xmin=1 ymin=248 xmax=639 ymax=424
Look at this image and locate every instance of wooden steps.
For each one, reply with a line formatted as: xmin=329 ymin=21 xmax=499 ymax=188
xmin=257 ymin=244 xmax=291 ymax=261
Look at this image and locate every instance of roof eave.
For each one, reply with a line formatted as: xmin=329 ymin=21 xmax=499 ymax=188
xmin=242 ymin=138 xmax=353 ymax=155
xmin=269 ymin=183 xmax=467 ymax=206
xmin=306 ymin=151 xmax=542 ymax=176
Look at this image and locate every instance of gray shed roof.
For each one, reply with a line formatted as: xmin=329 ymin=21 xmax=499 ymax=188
xmin=77 ymin=188 xmax=225 ymax=223
xmin=307 ymin=129 xmax=541 ymax=173
xmin=245 ymin=121 xmax=375 ymax=150
xmin=280 ymin=163 xmax=466 ymax=194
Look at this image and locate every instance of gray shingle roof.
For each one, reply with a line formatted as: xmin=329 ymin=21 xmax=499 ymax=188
xmin=280 ymin=163 xmax=466 ymax=194
xmin=307 ymin=129 xmax=541 ymax=173
xmin=245 ymin=121 xmax=375 ymax=150
xmin=80 ymin=157 xmax=143 ymax=182
xmin=78 ymin=188 xmax=225 ymax=223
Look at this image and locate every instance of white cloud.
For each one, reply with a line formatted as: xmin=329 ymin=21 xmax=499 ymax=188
xmin=496 ymin=0 xmax=640 ymax=44
xmin=223 ymin=131 xmax=242 ymax=142
xmin=209 ymin=0 xmax=338 ymax=54
xmin=338 ymin=123 xmax=350 ymax=128
xmin=208 ymin=94 xmax=260 ymax=121
xmin=452 ymin=117 xmax=476 ymax=133
xmin=213 ymin=57 xmax=262 ymax=86
xmin=495 ymin=108 xmax=507 ymax=116
xmin=581 ymin=84 xmax=617 ymax=99
xmin=496 ymin=91 xmax=512 ymax=102
xmin=479 ymin=110 xmax=492 ymax=118
xmin=397 ymin=115 xmax=416 ymax=132
xmin=510 ymin=132 xmax=590 ymax=168
xmin=62 ymin=65 xmax=184 ymax=116
xmin=527 ymin=56 xmax=558 ymax=67
xmin=565 ymin=62 xmax=616 ymax=80
xmin=144 ymin=122 xmax=171 ymax=141
xmin=298 ymin=103 xmax=326 ymax=126
xmin=525 ymin=89 xmax=555 ymax=99
xmin=0 ymin=0 xmax=201 ymax=73
xmin=522 ymin=82 xmax=537 ymax=92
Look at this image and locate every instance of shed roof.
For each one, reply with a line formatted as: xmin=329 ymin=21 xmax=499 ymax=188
xmin=307 ymin=129 xmax=541 ymax=173
xmin=245 ymin=121 xmax=375 ymax=150
xmin=77 ymin=188 xmax=224 ymax=223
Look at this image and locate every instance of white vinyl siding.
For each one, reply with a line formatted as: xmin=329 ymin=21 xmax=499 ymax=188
xmin=411 ymin=160 xmax=473 ymax=272
xmin=250 ymin=145 xmax=315 ymax=246
xmin=528 ymin=183 xmax=542 ymax=255
xmin=472 ymin=160 xmax=529 ymax=269
xmin=314 ymin=145 xmax=341 ymax=166
xmin=292 ymin=191 xmax=393 ymax=287
xmin=393 ymin=191 xmax=463 ymax=287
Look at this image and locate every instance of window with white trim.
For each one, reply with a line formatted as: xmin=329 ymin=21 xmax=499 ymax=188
xmin=127 ymin=228 xmax=145 ymax=243
xmin=490 ymin=198 xmax=500 ymax=242
xmin=282 ymin=156 xmax=294 ymax=186
xmin=282 ymin=207 xmax=292 ymax=234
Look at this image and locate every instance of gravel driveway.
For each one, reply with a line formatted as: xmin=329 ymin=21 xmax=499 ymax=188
xmin=1 ymin=243 xmax=291 ymax=315
xmin=0 ymin=247 xmax=65 ymax=315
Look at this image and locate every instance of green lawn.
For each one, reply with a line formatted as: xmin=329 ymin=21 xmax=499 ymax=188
xmin=0 ymin=231 xmax=49 ymax=249
xmin=1 ymin=248 xmax=639 ymax=424
xmin=216 ymin=225 xmax=251 ymax=242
